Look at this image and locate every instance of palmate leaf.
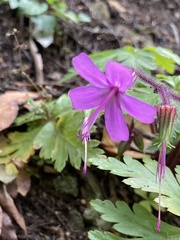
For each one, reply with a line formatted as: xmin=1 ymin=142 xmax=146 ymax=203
xmin=89 ymin=200 xmax=180 ymax=240
xmin=156 ymin=74 xmax=180 ymax=93
xmin=145 ymin=47 xmax=180 ymax=74
xmin=31 ymin=94 xmax=104 ymax=171
xmin=176 ymin=165 xmax=180 ymax=185
xmin=90 ymin=156 xmax=180 ymax=216
xmin=116 ymin=46 xmax=156 ymax=70
xmin=9 ymin=0 xmax=48 ymax=15
xmin=0 ymin=128 xmax=40 ymax=162
xmin=89 ymin=230 xmax=125 ymax=240
xmin=127 ymin=86 xmax=159 ymax=106
xmin=34 ymin=111 xmax=104 ymax=172
xmin=0 ymin=128 xmax=41 ymax=181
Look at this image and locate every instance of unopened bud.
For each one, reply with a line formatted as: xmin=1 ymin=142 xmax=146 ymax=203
xmin=157 ymin=105 xmax=177 ymax=143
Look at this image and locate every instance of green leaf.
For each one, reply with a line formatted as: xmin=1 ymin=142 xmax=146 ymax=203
xmin=9 ymin=0 xmax=19 ymax=9
xmin=116 ymin=46 xmax=156 ymax=70
xmin=156 ymin=74 xmax=180 ymax=93
xmin=175 ymin=165 xmax=180 ymax=185
xmin=127 ymin=86 xmax=159 ymax=105
xmin=155 ymin=47 xmax=180 ymax=65
xmin=0 ymin=127 xmax=40 ymax=163
xmin=31 ymin=14 xmax=56 ymax=33
xmin=17 ymin=0 xmax=48 ymax=16
xmin=50 ymin=94 xmax=73 ymax=118
xmin=9 ymin=0 xmax=48 ymax=15
xmin=34 ymin=111 xmax=104 ymax=172
xmin=90 ymin=200 xmax=180 ymax=240
xmin=134 ymin=189 xmax=159 ymax=212
xmin=61 ymin=46 xmax=180 ymax=82
xmin=145 ymin=47 xmax=180 ymax=74
xmin=15 ymin=95 xmax=72 ymax=126
xmin=89 ymin=230 xmax=125 ymax=240
xmin=31 ymin=14 xmax=56 ymax=47
xmin=90 ymin=156 xmax=180 ymax=216
xmin=5 ymin=162 xmax=18 ymax=175
xmin=2 ymin=94 xmax=103 ymax=172
xmin=78 ymin=12 xmax=91 ymax=23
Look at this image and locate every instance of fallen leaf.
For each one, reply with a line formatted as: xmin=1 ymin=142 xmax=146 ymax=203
xmin=7 ymin=171 xmax=31 ymax=198
xmin=123 ymin=150 xmax=150 ymax=159
xmin=0 ymin=206 xmax=2 ymax=235
xmin=0 ymin=102 xmax=18 ymax=131
xmin=1 ymin=212 xmax=18 ymax=240
xmin=0 ymin=91 xmax=38 ymax=131
xmin=108 ymin=0 xmax=127 ymax=13
xmin=16 ymin=170 xmax=31 ymax=197
xmin=44 ymin=165 xmax=57 ymax=174
xmin=101 ymin=128 xmax=118 ymax=156
xmin=0 ymin=91 xmax=38 ymax=105
xmin=0 ymin=183 xmax=27 ymax=234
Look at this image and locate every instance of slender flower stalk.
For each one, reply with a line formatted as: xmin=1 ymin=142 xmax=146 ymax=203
xmin=156 ymin=139 xmax=166 ymax=231
xmin=131 ymin=68 xmax=171 ymax=105
xmin=155 ymin=105 xmax=177 ymax=231
xmin=81 ymin=115 xmax=90 ymax=174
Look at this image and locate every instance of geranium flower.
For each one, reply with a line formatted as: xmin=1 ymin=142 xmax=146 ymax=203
xmin=69 ymin=53 xmax=156 ymax=173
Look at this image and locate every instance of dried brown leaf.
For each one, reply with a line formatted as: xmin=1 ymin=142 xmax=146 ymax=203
xmin=16 ymin=170 xmax=31 ymax=197
xmin=0 ymin=206 xmax=2 ymax=235
xmin=0 ymin=184 xmax=26 ymax=234
xmin=123 ymin=150 xmax=150 ymax=159
xmin=0 ymin=91 xmax=38 ymax=131
xmin=0 ymin=102 xmax=18 ymax=131
xmin=1 ymin=212 xmax=17 ymax=240
xmin=7 ymin=171 xmax=31 ymax=198
xmin=108 ymin=0 xmax=127 ymax=13
xmin=101 ymin=128 xmax=118 ymax=156
xmin=0 ymin=91 xmax=38 ymax=105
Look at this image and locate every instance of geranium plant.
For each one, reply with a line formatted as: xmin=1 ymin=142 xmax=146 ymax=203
xmin=68 ymin=51 xmax=180 ymax=238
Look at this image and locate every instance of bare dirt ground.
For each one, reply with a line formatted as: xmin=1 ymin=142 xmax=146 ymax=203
xmin=0 ymin=0 xmax=180 ymax=239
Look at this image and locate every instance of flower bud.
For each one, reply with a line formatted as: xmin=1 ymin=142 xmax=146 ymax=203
xmin=157 ymin=105 xmax=177 ymax=144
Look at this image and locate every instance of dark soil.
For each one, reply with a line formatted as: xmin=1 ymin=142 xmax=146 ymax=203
xmin=0 ymin=0 xmax=180 ymax=239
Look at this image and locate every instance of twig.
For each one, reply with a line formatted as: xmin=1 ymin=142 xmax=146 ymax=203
xmin=170 ymin=23 xmax=180 ymax=48
xmin=29 ymin=38 xmax=45 ymax=86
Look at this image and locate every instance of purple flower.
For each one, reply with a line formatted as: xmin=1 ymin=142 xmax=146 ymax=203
xmin=69 ymin=52 xmax=156 ymax=143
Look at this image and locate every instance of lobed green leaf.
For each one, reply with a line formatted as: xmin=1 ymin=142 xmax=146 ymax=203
xmin=89 ymin=200 xmax=180 ymax=240
xmin=90 ymin=156 xmax=180 ymax=216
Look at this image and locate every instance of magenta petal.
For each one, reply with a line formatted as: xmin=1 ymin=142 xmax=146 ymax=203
xmin=72 ymin=53 xmax=108 ymax=88
xmin=105 ymin=61 xmax=133 ymax=91
xmin=120 ymin=94 xmax=156 ymax=123
xmin=69 ymin=86 xmax=108 ymax=110
xmin=105 ymin=96 xmax=129 ymax=142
